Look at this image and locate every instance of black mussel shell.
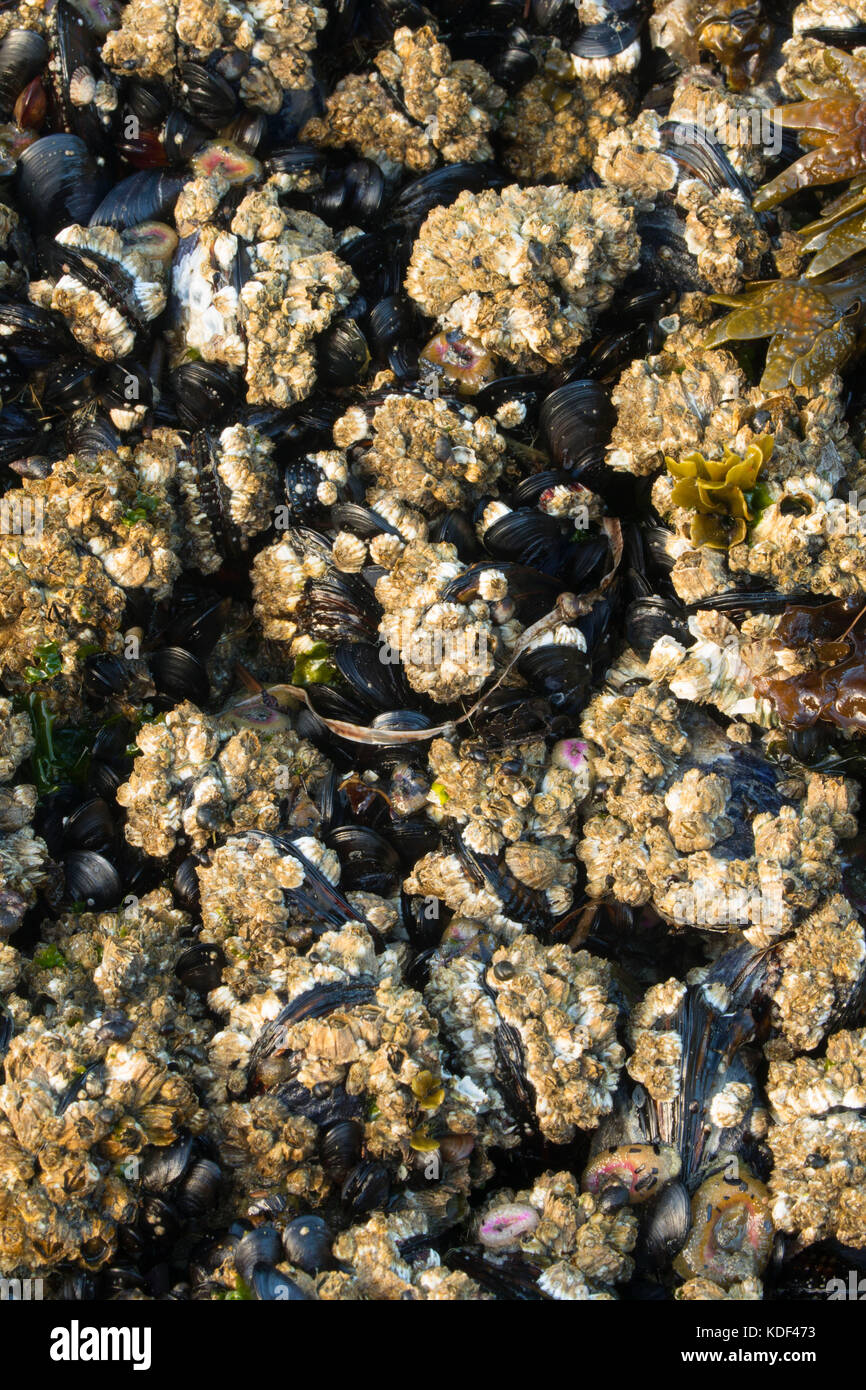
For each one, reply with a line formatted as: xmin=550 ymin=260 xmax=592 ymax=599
xmin=278 ymin=1079 xmax=365 ymax=1130
xmin=163 ymin=108 xmax=208 ymax=162
xmin=176 ymin=1158 xmax=221 ymax=1217
xmin=327 ymin=824 xmax=402 ymax=896
xmin=483 ymin=508 xmax=585 ymax=578
xmin=388 ymin=815 xmax=439 ymax=862
xmin=0 ymin=301 xmax=71 ymax=367
xmin=62 ymin=797 xmax=115 ymax=854
xmin=429 ymin=508 xmax=479 ymax=560
xmin=96 ymin=1010 xmax=134 ymax=1042
xmin=54 ymin=0 xmax=117 ymax=151
xmin=91 ymin=720 xmax=133 ymax=763
xmin=659 ymin=120 xmax=755 ymax=205
xmin=531 ymin=0 xmax=575 ymax=29
xmin=625 ymin=595 xmax=691 ymax=660
xmin=148 ymin=647 xmax=210 ymax=706
xmin=474 ymin=372 xmax=545 ymax=424
xmin=297 ymin=570 xmax=382 ymax=643
xmin=450 ymin=25 xmax=537 ymax=90
xmin=42 ymin=359 xmax=99 ymax=412
xmin=251 ymin=1267 xmax=311 ymax=1300
xmin=101 ymin=359 xmax=153 ymax=419
xmin=142 ymin=1134 xmax=195 ymax=1193
xmin=786 ymin=725 xmax=828 ymax=764
xmin=341 ymin=1159 xmax=390 ymax=1215
xmin=370 ymin=709 xmax=432 ymax=740
xmin=509 ymin=470 xmax=571 ymax=507
xmin=0 ymin=1003 xmax=12 ymax=1058
xmin=318 ymin=316 xmax=371 ymax=387
xmin=570 ymin=15 xmax=643 ymax=61
xmin=233 ymin=1224 xmax=282 ymax=1286
xmin=0 ymin=402 xmax=43 ymax=463
xmin=304 ymin=683 xmax=370 ymax=724
xmin=66 ymin=409 xmax=122 ymax=459
xmin=319 ymin=1118 xmax=364 ymax=1180
xmin=284 ymin=456 xmax=330 ymax=524
xmin=637 ymin=205 xmax=705 ymax=295
xmin=642 ymin=526 xmax=676 ymax=575
xmin=86 ymin=760 xmax=124 ymax=802
xmin=0 ymin=29 xmax=47 ymax=116
xmin=173 ymin=855 xmax=202 ymax=913
xmin=39 ymin=236 xmax=146 ymax=333
xmin=224 ymin=108 xmax=267 ymax=155
xmin=178 ymin=62 xmax=237 ymax=130
xmin=641 ymin=1181 xmax=691 ymax=1270
xmin=160 ymin=594 xmax=229 ymax=660
xmin=62 ymin=850 xmax=123 ymax=909
xmin=265 ymin=145 xmax=327 ymax=181
xmin=314 ymin=159 xmax=386 ymax=226
xmin=333 ymin=638 xmax=409 ymax=712
xmin=89 ymin=169 xmax=187 ymax=230
xmin=387 ymin=162 xmax=505 ymax=228
xmin=138 ymin=1194 xmax=179 ymax=1253
xmin=539 ymin=380 xmax=615 ymax=472
xmin=282 ymin=1215 xmax=332 ymax=1275
xmin=368 ymin=293 xmax=416 ymax=356
xmin=387 ymin=339 xmax=420 ymax=379
xmin=518 ymin=644 xmax=592 ymax=713
xmin=802 ymin=25 xmax=866 ymax=48
xmin=83 ymin=651 xmax=133 ymax=702
xmin=17 ymin=135 xmax=110 ymax=235
xmin=330 ymin=501 xmax=400 ymax=538
xmin=125 ymin=79 xmax=170 ymax=128
xmin=175 ymin=943 xmax=225 ymax=996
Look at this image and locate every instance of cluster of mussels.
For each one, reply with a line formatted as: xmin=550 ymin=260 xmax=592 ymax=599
xmin=2 ymin=0 xmax=866 ymax=1303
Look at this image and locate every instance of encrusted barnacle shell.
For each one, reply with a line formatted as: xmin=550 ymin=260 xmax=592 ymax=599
xmin=302 ymin=26 xmax=504 ymax=176
xmin=578 ymin=679 xmax=859 ymax=942
xmin=767 ymin=1027 xmax=866 ymax=1247
xmin=31 ymin=223 xmax=175 ymax=361
xmin=171 ymin=199 xmax=357 ymax=408
xmin=405 ymin=183 xmax=640 ymax=371
xmin=341 ymin=393 xmax=507 ymax=516
xmin=117 ymin=702 xmax=329 ymax=857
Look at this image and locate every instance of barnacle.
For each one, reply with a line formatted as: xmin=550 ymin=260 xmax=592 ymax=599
xmin=665 ymin=435 xmax=773 ymax=549
xmin=753 ymin=49 xmax=866 ymax=212
xmin=704 ymin=263 xmax=866 ymax=389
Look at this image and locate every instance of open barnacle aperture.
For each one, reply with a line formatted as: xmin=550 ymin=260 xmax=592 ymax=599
xmin=703 ymin=258 xmax=866 ymax=389
xmin=665 ymin=435 xmax=773 ymax=550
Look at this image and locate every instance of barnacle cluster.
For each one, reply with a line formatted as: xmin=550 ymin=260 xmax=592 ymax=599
xmin=116 ymin=701 xmax=328 ymax=856
xmin=578 ymin=680 xmax=859 ymax=942
xmin=172 ymin=195 xmax=358 ymax=407
xmin=0 ymin=0 xmax=865 ymax=1312
xmin=405 ymin=183 xmax=640 ymax=370
xmin=302 ymin=26 xmax=505 ymax=176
